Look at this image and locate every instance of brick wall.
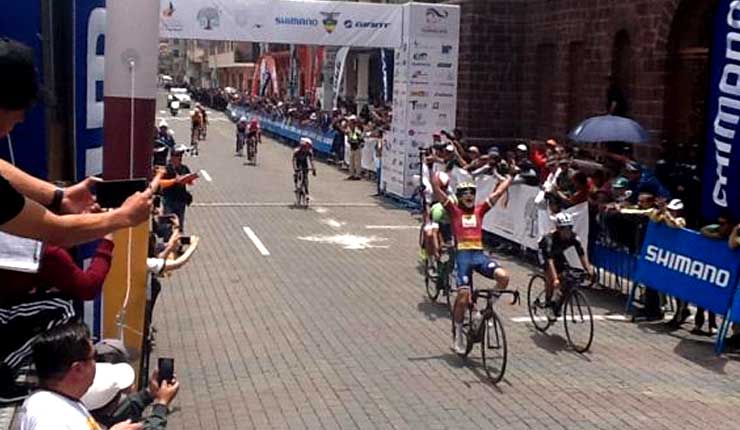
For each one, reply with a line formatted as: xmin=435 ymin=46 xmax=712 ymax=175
xmin=454 ymin=0 xmax=709 ymax=161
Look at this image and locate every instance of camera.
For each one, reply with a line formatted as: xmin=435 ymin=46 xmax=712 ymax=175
xmin=495 ymin=160 xmax=512 ymax=176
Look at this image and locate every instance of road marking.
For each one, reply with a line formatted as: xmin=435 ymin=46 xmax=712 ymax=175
xmin=159 ymin=110 xmax=166 ymax=114
xmin=365 ymin=225 xmax=419 ymax=230
xmin=242 ymin=227 xmax=270 ymax=256
xmin=322 ymin=218 xmax=344 ymax=228
xmin=510 ymin=314 xmax=628 ymax=323
xmin=199 ymin=169 xmax=212 ymax=182
xmin=298 ymin=234 xmax=389 ymax=250
xmin=313 ymin=207 xmax=329 ymax=214
xmin=192 ymin=202 xmax=380 ymax=208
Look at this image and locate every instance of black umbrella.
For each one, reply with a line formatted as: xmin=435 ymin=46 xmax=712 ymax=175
xmin=568 ymin=115 xmax=650 ymax=144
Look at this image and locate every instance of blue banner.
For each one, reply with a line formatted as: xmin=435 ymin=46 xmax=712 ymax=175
xmin=0 ymin=3 xmax=48 ymax=179
xmin=634 ymin=222 xmax=740 ymax=315
xmin=704 ymin=1 xmax=740 ymax=221
xmin=74 ymin=0 xmax=106 ymax=181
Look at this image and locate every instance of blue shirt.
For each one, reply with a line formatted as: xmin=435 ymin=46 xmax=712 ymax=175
xmin=628 ymin=168 xmax=670 ymax=203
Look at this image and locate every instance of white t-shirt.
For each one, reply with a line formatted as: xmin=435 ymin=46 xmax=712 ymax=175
xmin=16 ymin=390 xmax=103 ymax=430
xmin=146 ymin=257 xmax=165 ymax=275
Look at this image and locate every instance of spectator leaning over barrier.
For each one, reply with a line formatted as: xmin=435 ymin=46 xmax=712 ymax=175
xmin=0 ymin=233 xmax=115 ymax=401
xmin=0 ymin=39 xmax=152 ymax=246
xmin=15 ymin=322 xmax=142 ymax=430
xmin=694 ymin=211 xmax=738 ymax=336
xmin=623 ymin=162 xmax=670 ymax=205
xmin=82 ymin=362 xmax=179 ymax=430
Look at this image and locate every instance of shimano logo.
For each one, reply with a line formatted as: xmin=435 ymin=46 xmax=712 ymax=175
xmin=645 ymin=245 xmax=731 ymax=288
xmin=275 ymin=17 xmax=318 ymax=26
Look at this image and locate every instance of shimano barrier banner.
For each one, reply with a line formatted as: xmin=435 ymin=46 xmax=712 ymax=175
xmin=634 ymin=222 xmax=740 ymax=315
xmin=160 ymin=0 xmax=404 ymax=48
xmin=704 ymin=0 xmax=740 ymax=221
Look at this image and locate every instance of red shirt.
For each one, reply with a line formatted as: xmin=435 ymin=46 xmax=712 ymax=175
xmin=0 ymin=239 xmax=114 ymax=301
xmin=443 ymin=199 xmax=492 ymax=250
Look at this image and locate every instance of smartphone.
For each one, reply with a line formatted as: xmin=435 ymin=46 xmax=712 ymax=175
xmin=179 ymin=236 xmax=191 ymax=245
xmin=158 ymin=357 xmax=174 ymax=384
xmin=96 ymin=178 xmax=148 ymax=209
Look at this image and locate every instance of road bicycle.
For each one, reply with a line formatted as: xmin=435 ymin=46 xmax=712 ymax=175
xmin=452 ymin=276 xmax=520 ymax=384
xmin=236 ymin=132 xmax=246 ymax=156
xmin=246 ymin=135 xmax=258 ymax=164
xmin=294 ymin=168 xmax=312 ymax=208
xmin=527 ymin=267 xmax=594 ymax=353
xmin=425 ymin=243 xmax=454 ymax=312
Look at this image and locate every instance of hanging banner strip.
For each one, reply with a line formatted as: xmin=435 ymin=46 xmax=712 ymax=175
xmin=159 ymin=0 xmax=404 ymax=48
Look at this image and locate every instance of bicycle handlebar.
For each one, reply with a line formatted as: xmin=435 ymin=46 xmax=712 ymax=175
xmin=475 ymin=289 xmax=520 ymax=306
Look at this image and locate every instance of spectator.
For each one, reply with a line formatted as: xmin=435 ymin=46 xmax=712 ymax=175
xmin=692 ymin=212 xmax=737 ymax=335
xmin=551 ymin=171 xmax=591 ymax=208
xmin=162 ymin=145 xmax=196 ymax=231
xmin=82 ymin=363 xmax=179 ymax=430
xmin=15 ymin=322 xmax=142 ymax=430
xmin=0 ymin=233 xmax=116 ymax=400
xmin=650 ymin=198 xmax=687 ymax=229
xmin=155 ymin=121 xmax=175 ymax=150
xmin=623 ymin=162 xmax=670 ymax=205
xmin=331 ymin=113 xmax=346 ymax=165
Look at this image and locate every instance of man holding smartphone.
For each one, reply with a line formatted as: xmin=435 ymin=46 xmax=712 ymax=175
xmin=162 ymin=145 xmax=197 ymax=232
xmin=0 ymin=39 xmax=152 ymax=246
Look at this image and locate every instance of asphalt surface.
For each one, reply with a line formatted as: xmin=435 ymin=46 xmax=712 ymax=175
xmin=151 ymin=105 xmax=740 ymax=430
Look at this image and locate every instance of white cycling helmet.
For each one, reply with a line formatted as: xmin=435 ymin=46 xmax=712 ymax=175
xmin=239 ymin=116 xmax=247 ymax=123
xmin=300 ymin=137 xmax=313 ymax=148
xmin=554 ymin=212 xmax=574 ymax=228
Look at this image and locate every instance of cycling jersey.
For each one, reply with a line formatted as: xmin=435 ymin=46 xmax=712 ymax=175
xmin=293 ymin=149 xmax=313 ymax=169
xmin=430 ymin=202 xmax=453 ymax=244
xmin=443 ymin=198 xmax=492 ymax=250
xmin=237 ymin=123 xmax=247 ymax=133
xmin=248 ymin=122 xmax=260 ymax=132
xmin=538 ymin=232 xmax=584 ymax=272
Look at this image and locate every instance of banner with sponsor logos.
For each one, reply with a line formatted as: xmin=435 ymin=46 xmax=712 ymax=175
xmin=385 ymin=3 xmax=460 ymax=199
xmin=160 ymin=0 xmax=404 ymax=48
xmin=704 ymin=0 xmax=740 ymax=221
xmin=634 ymin=222 xmax=740 ymax=316
xmin=476 ymin=179 xmax=589 ymax=268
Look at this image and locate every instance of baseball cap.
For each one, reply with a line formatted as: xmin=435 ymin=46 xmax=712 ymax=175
xmin=444 ymin=144 xmax=455 ymax=152
xmin=158 ymin=119 xmax=169 ymax=128
xmin=612 ymin=177 xmax=629 ymax=189
xmin=516 ymin=143 xmax=528 ymax=152
xmin=488 ymin=147 xmax=500 ymax=157
xmin=666 ymin=199 xmax=684 ymax=211
xmin=81 ymin=363 xmax=136 ymax=411
xmin=94 ymin=338 xmax=136 ymax=363
xmin=546 ymin=139 xmax=558 ymax=147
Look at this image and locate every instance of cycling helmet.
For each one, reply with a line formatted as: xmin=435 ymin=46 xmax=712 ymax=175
xmin=455 ymin=181 xmax=476 ymax=197
xmin=554 ymin=212 xmax=574 ymax=228
xmin=239 ymin=116 xmax=247 ymax=123
xmin=300 ymin=137 xmax=313 ymax=148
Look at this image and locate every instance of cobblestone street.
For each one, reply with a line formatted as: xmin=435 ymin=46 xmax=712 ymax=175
xmin=151 ymin=111 xmax=740 ymax=430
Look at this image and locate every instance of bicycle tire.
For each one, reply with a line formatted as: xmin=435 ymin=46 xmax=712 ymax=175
xmin=563 ymin=289 xmax=594 ymax=353
xmin=527 ymin=275 xmax=552 ymax=332
xmin=425 ymin=259 xmax=439 ymax=302
xmin=481 ymin=310 xmax=508 ymax=384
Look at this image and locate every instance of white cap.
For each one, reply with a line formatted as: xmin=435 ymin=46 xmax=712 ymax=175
xmin=516 ymin=143 xmax=528 ymax=152
xmin=158 ymin=119 xmax=168 ymax=128
xmin=444 ymin=144 xmax=455 ymax=152
xmin=81 ymin=363 xmax=135 ymax=411
xmin=667 ymin=199 xmax=684 ymax=211
xmin=347 ymin=115 xmax=357 ymax=121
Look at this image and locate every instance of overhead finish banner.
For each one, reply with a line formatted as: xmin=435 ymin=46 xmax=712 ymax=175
xmin=704 ymin=0 xmax=740 ymax=220
xmin=160 ymin=0 xmax=404 ymax=48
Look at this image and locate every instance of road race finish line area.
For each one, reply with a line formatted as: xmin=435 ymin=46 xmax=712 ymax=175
xmin=150 ymin=108 xmax=740 ymax=430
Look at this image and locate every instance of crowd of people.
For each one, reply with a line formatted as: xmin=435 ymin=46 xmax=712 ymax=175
xmin=0 ymin=39 xmax=203 ymax=429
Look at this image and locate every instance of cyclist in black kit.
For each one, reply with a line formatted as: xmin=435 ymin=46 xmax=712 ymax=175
xmin=293 ymin=137 xmax=317 ymax=199
xmin=538 ymin=212 xmax=593 ymax=319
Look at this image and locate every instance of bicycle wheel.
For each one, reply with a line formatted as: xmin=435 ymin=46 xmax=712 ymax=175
xmin=481 ymin=310 xmax=508 ymax=384
xmin=563 ymin=289 xmax=594 ymax=353
xmin=527 ymin=275 xmax=552 ymax=332
xmin=425 ymin=259 xmax=439 ymax=302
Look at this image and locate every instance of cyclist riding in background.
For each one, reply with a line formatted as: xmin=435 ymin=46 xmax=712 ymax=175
xmin=197 ymin=103 xmax=208 ymax=139
xmin=293 ymin=137 xmax=317 ymax=198
xmin=432 ymin=173 xmax=513 ymax=355
xmin=538 ymin=212 xmax=594 ymax=319
xmin=426 ymin=172 xmax=453 ymax=268
xmin=235 ymin=116 xmax=248 ymax=155
xmin=247 ymin=117 xmax=261 ymax=146
xmin=190 ymin=108 xmax=203 ymax=155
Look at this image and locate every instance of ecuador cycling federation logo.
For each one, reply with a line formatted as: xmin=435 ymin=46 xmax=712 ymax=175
xmin=320 ymin=12 xmax=340 ymax=34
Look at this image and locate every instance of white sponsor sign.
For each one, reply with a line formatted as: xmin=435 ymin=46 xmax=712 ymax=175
xmin=160 ymin=0 xmax=404 ymax=48
xmin=385 ymin=3 xmax=460 ymax=199
xmin=333 ymin=46 xmax=350 ymax=109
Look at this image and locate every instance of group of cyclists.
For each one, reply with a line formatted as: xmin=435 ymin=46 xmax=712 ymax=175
xmin=419 ymin=135 xmax=595 ymax=356
xmin=233 ymin=115 xmax=317 ymax=204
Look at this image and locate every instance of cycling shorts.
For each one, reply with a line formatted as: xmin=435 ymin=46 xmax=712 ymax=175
xmin=455 ymin=250 xmax=500 ymax=288
xmin=423 ymin=222 xmax=439 ymax=233
xmin=247 ymin=130 xmax=258 ymax=138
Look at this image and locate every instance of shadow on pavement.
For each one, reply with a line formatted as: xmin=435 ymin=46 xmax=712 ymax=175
xmin=407 ymin=353 xmax=506 ymax=393
xmin=416 ymin=300 xmax=450 ymax=322
xmin=529 ymin=332 xmax=593 ymax=362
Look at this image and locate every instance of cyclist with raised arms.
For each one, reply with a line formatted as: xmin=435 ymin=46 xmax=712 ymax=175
xmin=538 ymin=212 xmax=594 ymax=320
xmin=432 ymin=172 xmax=513 ymax=354
xmin=293 ymin=137 xmax=317 ymax=200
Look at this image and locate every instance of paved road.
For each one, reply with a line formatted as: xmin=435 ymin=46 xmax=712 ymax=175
xmin=153 ymin=108 xmax=740 ymax=430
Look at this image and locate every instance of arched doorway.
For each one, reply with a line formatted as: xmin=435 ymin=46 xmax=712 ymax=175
xmin=663 ymin=1 xmax=716 ymax=151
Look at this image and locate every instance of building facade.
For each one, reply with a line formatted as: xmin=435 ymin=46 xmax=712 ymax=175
xmin=454 ymin=0 xmax=714 ymax=161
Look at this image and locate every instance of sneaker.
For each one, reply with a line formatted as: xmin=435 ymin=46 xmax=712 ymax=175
xmin=453 ymin=323 xmax=466 ymax=355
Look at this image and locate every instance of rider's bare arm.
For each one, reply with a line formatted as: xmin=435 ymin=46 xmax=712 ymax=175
xmin=431 ymin=171 xmax=450 ymax=205
xmin=485 ymin=174 xmax=513 ymax=207
xmin=546 ymin=258 xmax=560 ymax=287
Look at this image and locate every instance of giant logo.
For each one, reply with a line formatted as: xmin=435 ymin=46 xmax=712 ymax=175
xmin=320 ymin=12 xmax=340 ymax=33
